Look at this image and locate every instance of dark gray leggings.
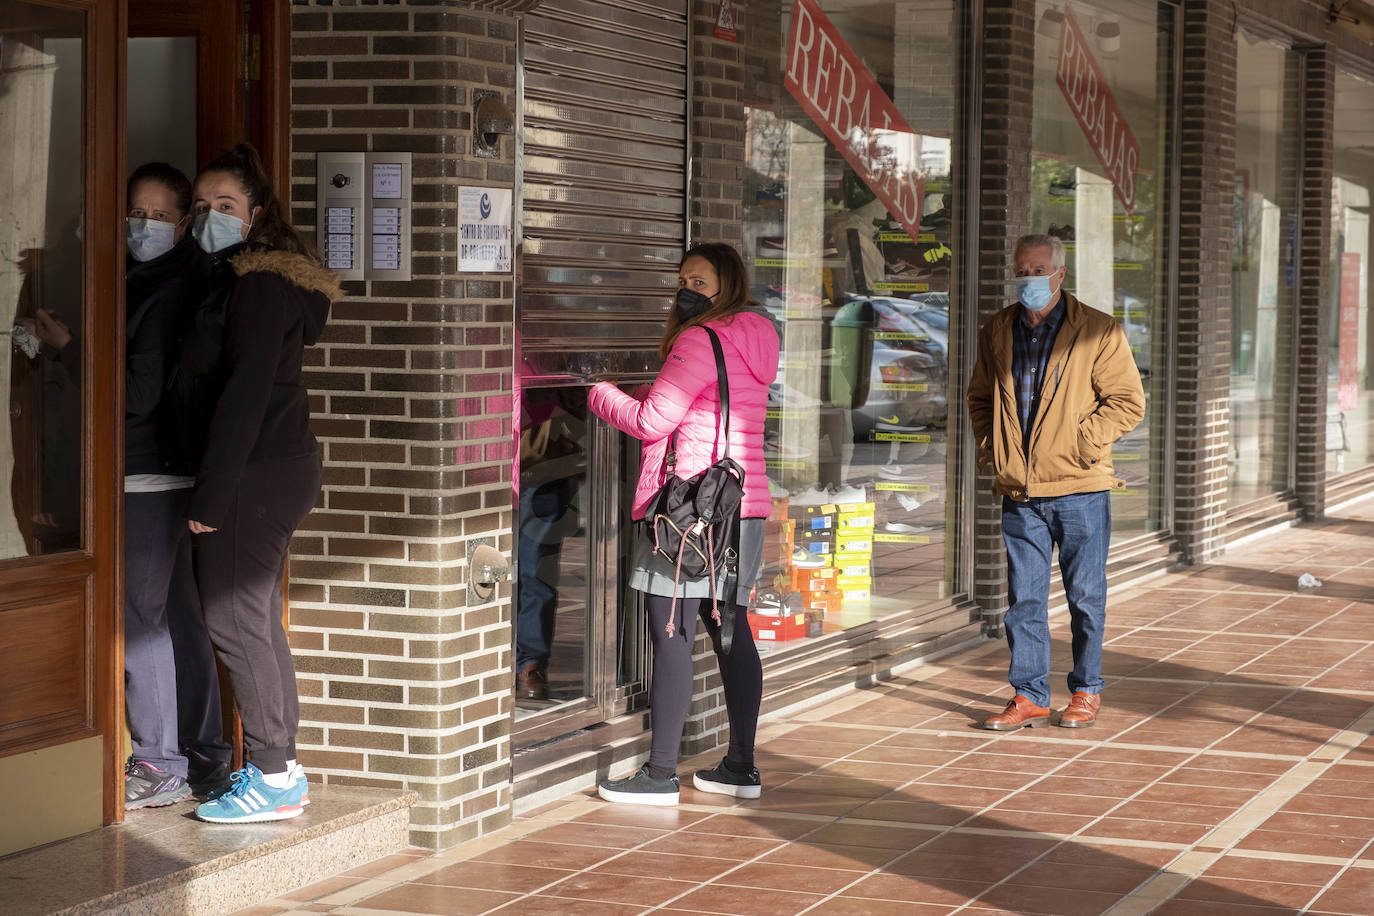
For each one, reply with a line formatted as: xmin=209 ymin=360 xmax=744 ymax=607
xmin=646 ymin=594 xmax=763 ymax=776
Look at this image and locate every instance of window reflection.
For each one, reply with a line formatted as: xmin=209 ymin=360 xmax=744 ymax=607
xmin=0 ymin=11 xmax=86 ymax=558
xmin=742 ymin=0 xmax=957 ymax=652
xmin=514 ymin=386 xmax=588 ymax=712
xmin=1231 ymin=31 xmax=1299 ymax=504
xmin=1031 ymin=0 xmax=1173 ymax=539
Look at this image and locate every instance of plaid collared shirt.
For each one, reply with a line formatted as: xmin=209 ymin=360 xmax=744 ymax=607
xmin=1010 ymin=299 xmax=1066 ymax=444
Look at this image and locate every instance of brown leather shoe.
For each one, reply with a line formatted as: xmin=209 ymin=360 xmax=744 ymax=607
xmin=516 ymin=663 xmax=549 ymax=700
xmin=982 ymin=694 xmax=1051 ymax=731
xmin=1057 ymin=691 xmax=1100 ymax=727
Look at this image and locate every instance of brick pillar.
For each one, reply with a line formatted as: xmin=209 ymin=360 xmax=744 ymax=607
xmin=681 ymin=0 xmax=748 ymax=757
xmin=970 ymin=0 xmax=1036 ymax=624
xmin=1294 ymin=49 xmax=1334 ymax=519
xmin=289 ymin=2 xmax=519 ymax=850
xmin=1172 ymin=0 xmax=1234 ymax=564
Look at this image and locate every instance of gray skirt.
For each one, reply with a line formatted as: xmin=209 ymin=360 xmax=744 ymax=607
xmin=630 ymin=517 xmax=765 ymax=607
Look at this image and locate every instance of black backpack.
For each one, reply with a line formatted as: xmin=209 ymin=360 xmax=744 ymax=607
xmin=642 ymin=326 xmax=745 ymax=652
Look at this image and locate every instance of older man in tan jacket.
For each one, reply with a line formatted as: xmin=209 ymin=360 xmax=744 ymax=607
xmin=967 ymin=234 xmax=1145 ymax=730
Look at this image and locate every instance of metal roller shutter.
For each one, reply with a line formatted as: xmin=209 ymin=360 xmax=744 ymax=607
xmin=518 ymin=0 xmax=689 ymax=379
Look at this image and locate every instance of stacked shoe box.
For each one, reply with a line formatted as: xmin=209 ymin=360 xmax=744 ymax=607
xmin=791 ymin=502 xmax=837 ymax=564
xmin=790 ymin=564 xmax=841 ymax=614
xmin=766 ymin=496 xmax=796 ymax=575
xmin=748 ymin=588 xmax=822 ymax=642
xmin=834 ymin=502 xmax=875 ymax=600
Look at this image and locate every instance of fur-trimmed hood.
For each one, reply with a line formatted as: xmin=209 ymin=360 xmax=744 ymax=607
xmin=229 ymin=248 xmax=342 ymax=346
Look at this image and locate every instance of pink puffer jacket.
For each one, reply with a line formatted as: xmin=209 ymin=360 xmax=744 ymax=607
xmin=588 ymin=309 xmax=780 ymax=520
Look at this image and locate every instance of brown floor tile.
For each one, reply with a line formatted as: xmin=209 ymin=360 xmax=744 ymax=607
xmin=777 ymin=772 xmax=903 ymax=799
xmin=342 ymin=850 xmax=434 ymax=878
xmin=847 ymin=798 xmax=976 ymax=826
xmin=1254 ymin=810 xmax=1374 ymax=839
xmin=757 ymin=840 xmax=902 ymax=871
xmin=1134 ymin=782 xmax=1261 ymax=808
xmin=917 ymin=832 xmax=1059 ymax=860
xmin=1008 ymin=859 xmax=1157 ymax=893
xmin=741 ymin=787 xmax=870 ymax=817
xmin=990 ymin=790 xmax=1123 ymax=817
xmin=1161 ymin=767 xmax=1283 ymax=791
xmin=571 ymin=802 xmax=711 ymax=830
xmin=280 ymin=875 xmax=367 ymax=901
xmin=803 ymin=820 xmax=938 ymax=850
xmin=682 ymin=811 xmax=819 ymax=841
xmin=414 ymin=860 xmax=572 ymax=893
xmin=1233 ymin=828 xmax=1367 ymax=858
xmin=842 ymin=872 xmax=990 ymax=905
xmin=1281 ymin=793 xmax=1374 ymax=819
xmin=1035 ymin=775 xmax=1152 ymax=797
xmin=807 ymin=898 xmax=953 ymax=915
xmin=469 ymin=839 xmax=620 ymax=870
xmin=588 ymin=850 xmax=738 ymax=883
xmin=1149 ymin=896 xmax=1297 ymax=915
xmin=976 ymin=882 xmax=1126 ymax=915
xmin=915 ymin=767 xmax=1040 ymax=792
xmin=959 ymin=810 xmax=1094 ymax=835
xmin=643 ymin=830 xmax=785 ymax=860
xmin=955 ymin=751 xmax=1069 ymax=775
xmin=538 ymin=871 xmax=699 ymax=907
xmin=668 ymin=883 xmax=825 ymax=915
xmin=820 ymin=759 xmax=935 ymax=783
xmin=1079 ymin=816 xmax=1209 ymax=844
xmin=1110 ymin=798 xmax=1234 ymax=826
xmin=884 ymin=850 xmax=1026 ymax=882
xmin=484 ymin=896 xmax=644 ymax=916
xmin=1198 ymin=854 xmax=1340 ymax=885
xmin=717 ymin=861 xmax=865 ymax=895
xmin=847 ymin=743 xmax=956 ymax=765
xmin=351 ymin=883 xmax=518 ymax=915
xmin=519 ymin=820 xmax=669 ymax=849
xmin=1080 ymin=746 xmax=1192 ymax=767
xmin=1172 ymin=875 xmax=1322 ymax=908
xmin=1309 ymin=868 xmax=1374 ymax=914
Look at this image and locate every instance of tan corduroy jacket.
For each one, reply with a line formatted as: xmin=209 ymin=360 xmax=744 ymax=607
xmin=966 ymin=291 xmax=1146 ymax=500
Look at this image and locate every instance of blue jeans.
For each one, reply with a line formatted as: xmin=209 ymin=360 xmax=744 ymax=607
xmin=1001 ymin=490 xmax=1110 ymax=708
xmin=516 ymin=477 xmax=573 ymax=671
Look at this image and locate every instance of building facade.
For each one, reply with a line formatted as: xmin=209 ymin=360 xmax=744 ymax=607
xmin=3 ymin=0 xmax=1374 ymax=855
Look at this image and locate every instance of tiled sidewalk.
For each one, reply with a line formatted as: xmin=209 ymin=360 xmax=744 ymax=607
xmin=237 ymin=501 xmax=1374 ymax=916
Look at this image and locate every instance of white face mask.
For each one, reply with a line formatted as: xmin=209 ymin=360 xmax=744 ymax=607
xmin=193 ymin=209 xmax=249 ymax=254
xmin=127 ymin=217 xmax=177 ymax=262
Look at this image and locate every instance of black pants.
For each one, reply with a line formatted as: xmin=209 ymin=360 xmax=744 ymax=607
xmin=646 ymin=594 xmax=762 ymax=776
xmin=195 ymin=451 xmax=321 ymax=775
xmin=125 ymin=487 xmax=227 ymax=775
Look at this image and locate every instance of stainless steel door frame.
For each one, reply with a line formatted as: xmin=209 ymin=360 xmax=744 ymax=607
xmin=513 ymin=0 xmax=689 ymax=752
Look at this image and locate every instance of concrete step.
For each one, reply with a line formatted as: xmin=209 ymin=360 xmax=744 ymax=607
xmin=0 ymin=784 xmax=416 ymax=916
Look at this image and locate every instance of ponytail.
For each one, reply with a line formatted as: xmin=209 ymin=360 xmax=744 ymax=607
xmin=197 ymin=143 xmax=316 ymax=260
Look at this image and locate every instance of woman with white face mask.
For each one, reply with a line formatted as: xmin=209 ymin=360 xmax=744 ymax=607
xmin=119 ymin=161 xmax=232 ymax=810
xmin=174 ymin=144 xmax=342 ymax=824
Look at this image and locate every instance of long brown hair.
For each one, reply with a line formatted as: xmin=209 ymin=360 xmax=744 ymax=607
xmin=197 ymin=143 xmax=316 ymax=260
xmin=660 ymin=243 xmax=759 ymax=359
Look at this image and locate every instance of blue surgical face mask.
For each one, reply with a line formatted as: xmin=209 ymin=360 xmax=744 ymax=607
xmin=193 ymin=209 xmax=249 ymax=254
xmin=1016 ymin=270 xmax=1060 ymax=311
xmin=127 ymin=217 xmax=177 ymax=262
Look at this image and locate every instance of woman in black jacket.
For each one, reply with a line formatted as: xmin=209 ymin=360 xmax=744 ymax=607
xmin=179 ymin=144 xmax=341 ymax=824
xmin=116 ymin=162 xmax=232 ymax=808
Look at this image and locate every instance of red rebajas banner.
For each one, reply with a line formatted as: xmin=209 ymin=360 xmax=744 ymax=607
xmin=1057 ymin=6 xmax=1140 ymax=212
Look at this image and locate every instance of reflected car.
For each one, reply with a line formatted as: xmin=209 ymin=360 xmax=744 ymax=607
xmin=850 ymin=297 xmax=948 ymax=438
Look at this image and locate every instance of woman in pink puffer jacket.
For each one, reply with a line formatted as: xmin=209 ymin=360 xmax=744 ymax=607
xmin=588 ymin=243 xmax=779 ymax=808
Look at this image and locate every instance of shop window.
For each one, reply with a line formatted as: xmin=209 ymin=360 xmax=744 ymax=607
xmin=1031 ymin=0 xmax=1175 ymax=539
xmin=1230 ymin=31 xmax=1300 ymax=505
xmin=742 ymin=0 xmax=958 ymax=652
xmin=1328 ymin=71 xmax=1374 ymax=479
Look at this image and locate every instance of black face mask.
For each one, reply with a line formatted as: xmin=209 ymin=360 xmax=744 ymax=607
xmin=674 ymin=287 xmax=714 ymax=323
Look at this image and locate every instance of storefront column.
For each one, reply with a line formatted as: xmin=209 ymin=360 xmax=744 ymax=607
xmin=1172 ymin=0 xmax=1235 ymax=564
xmin=681 ymin=0 xmax=749 ymax=755
xmin=1294 ymin=48 xmax=1335 ymax=519
xmin=971 ymin=0 xmax=1035 ymax=625
xmin=289 ymin=2 xmax=521 ymax=849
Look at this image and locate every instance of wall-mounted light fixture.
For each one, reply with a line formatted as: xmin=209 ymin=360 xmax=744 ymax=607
xmin=468 ymin=542 xmax=511 ymax=600
xmin=1330 ymin=0 xmax=1374 ymax=44
xmin=473 ymin=90 xmax=515 ymax=160
xmin=1096 ymin=19 xmax=1121 ymax=53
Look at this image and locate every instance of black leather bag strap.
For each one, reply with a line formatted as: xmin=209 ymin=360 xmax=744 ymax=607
xmin=703 ymin=326 xmax=731 ymax=460
xmin=662 ymin=325 xmax=732 ymax=474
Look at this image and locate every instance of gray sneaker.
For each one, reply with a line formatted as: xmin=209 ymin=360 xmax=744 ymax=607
xmin=597 ymin=764 xmax=679 ymax=807
xmin=125 ymin=760 xmax=192 ymax=809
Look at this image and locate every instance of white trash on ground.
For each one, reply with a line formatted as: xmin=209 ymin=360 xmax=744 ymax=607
xmin=1297 ymin=573 xmax=1322 ymax=589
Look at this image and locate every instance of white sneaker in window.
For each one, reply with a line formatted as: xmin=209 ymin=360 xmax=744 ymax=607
xmin=832 ymin=484 xmax=867 ymax=504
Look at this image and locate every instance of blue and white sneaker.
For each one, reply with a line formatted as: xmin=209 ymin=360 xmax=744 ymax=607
xmin=292 ymin=763 xmax=310 ymax=806
xmin=195 ymin=763 xmax=305 ymax=823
